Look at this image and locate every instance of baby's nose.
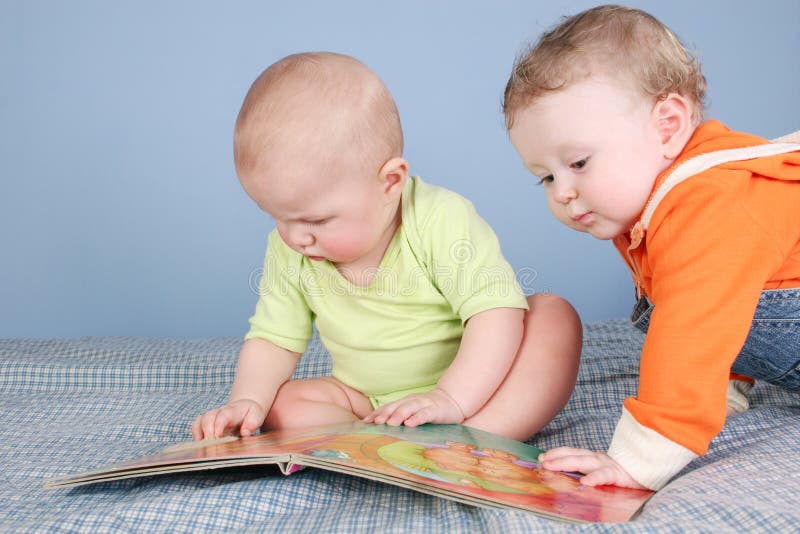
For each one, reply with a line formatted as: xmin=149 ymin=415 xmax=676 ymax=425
xmin=293 ymin=229 xmax=315 ymax=247
xmin=553 ymin=183 xmax=578 ymax=204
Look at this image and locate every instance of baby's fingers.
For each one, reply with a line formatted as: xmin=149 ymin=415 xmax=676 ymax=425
xmin=238 ymin=404 xmax=266 ymax=437
xmin=539 ymin=446 xmax=596 ymax=463
xmin=580 ymin=463 xmax=647 ymax=489
xmin=538 ymin=447 xmax=605 ymax=476
xmin=191 ymin=413 xmax=209 ymax=440
xmin=384 ymin=399 xmax=430 ymax=426
xmin=212 ymin=405 xmax=250 ymax=438
xmin=542 ymin=452 xmax=604 ymax=474
xmin=368 ymin=402 xmax=406 ymax=425
xmin=192 ymin=410 xmax=221 ymax=441
xmin=362 ymin=405 xmax=391 ymax=424
xmin=361 ymin=412 xmax=375 ymax=423
xmin=401 ymin=406 xmax=435 ymax=427
xmin=364 ymin=399 xmax=422 ymax=426
xmin=578 ymin=466 xmax=627 ymax=487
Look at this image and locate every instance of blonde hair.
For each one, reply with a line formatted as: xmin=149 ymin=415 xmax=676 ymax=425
xmin=234 ymin=52 xmax=403 ymax=178
xmin=503 ymin=5 xmax=706 ymax=128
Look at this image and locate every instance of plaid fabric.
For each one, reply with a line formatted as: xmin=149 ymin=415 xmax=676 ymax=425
xmin=1 ymin=320 xmax=798 ymax=532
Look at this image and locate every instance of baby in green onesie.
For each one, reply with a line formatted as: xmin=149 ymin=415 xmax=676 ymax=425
xmin=192 ymin=52 xmax=582 ymax=441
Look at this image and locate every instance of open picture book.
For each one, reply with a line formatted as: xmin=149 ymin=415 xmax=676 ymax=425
xmin=45 ymin=422 xmax=653 ymax=524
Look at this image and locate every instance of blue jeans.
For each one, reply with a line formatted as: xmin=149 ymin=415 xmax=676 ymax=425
xmin=631 ymin=288 xmax=800 ymax=391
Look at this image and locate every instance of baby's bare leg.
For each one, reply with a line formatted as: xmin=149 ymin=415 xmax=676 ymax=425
xmin=264 ymin=376 xmax=374 ymax=430
xmin=463 ymin=293 xmax=582 ymax=441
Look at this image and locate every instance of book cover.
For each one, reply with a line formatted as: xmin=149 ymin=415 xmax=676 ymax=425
xmin=45 ymin=422 xmax=653 ymax=523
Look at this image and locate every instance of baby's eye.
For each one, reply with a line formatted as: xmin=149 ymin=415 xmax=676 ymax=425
xmin=307 ymin=218 xmax=329 ymax=226
xmin=570 ymin=158 xmax=588 ymax=170
xmin=536 ymin=175 xmax=554 ymax=186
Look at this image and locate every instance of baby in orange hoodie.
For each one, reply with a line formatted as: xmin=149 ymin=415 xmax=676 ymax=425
xmin=503 ymin=4 xmax=800 ymax=491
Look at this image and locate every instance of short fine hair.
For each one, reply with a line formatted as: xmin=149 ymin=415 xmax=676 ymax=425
xmin=234 ymin=52 xmax=404 ymax=177
xmin=503 ymin=5 xmax=707 ymax=128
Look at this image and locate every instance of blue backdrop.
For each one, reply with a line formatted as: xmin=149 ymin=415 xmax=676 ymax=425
xmin=2 ymin=0 xmax=798 ymax=338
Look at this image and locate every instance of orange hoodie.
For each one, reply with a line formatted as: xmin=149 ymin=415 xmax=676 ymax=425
xmin=610 ymin=120 xmax=800 ymax=489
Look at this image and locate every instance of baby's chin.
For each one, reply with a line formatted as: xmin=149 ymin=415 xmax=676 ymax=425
xmin=564 ymin=220 xmax=623 ymax=241
xmin=586 ymin=225 xmax=624 ymax=241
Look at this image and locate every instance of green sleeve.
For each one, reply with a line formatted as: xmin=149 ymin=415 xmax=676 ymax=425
xmin=419 ymin=194 xmax=528 ymax=323
xmin=244 ymin=230 xmax=313 ymax=353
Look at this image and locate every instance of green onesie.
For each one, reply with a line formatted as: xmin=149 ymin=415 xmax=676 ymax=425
xmin=246 ymin=177 xmax=528 ymax=407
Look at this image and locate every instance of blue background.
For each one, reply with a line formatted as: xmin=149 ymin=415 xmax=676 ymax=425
xmin=2 ymin=0 xmax=799 ymax=338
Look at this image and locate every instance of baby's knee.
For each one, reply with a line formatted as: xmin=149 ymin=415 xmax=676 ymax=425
xmin=524 ymin=293 xmax=583 ymax=362
xmin=527 ymin=293 xmax=581 ymax=329
xmin=265 ymin=380 xmax=312 ymax=427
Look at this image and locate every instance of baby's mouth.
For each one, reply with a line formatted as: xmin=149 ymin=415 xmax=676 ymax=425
xmin=571 ymin=212 xmax=593 ymax=225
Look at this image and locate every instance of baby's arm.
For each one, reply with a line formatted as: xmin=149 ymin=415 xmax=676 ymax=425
xmin=364 ymin=307 xmax=524 ymax=426
xmin=192 ymin=338 xmax=300 ymax=440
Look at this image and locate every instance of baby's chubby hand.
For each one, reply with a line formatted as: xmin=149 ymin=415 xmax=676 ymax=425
xmin=191 ymin=399 xmax=267 ymax=441
xmin=362 ymin=388 xmax=465 ymax=427
xmin=538 ymin=447 xmax=648 ymax=490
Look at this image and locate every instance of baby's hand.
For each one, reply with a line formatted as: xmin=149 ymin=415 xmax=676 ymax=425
xmin=362 ymin=388 xmax=464 ymax=427
xmin=537 ymin=447 xmax=648 ymax=490
xmin=191 ymin=399 xmax=267 ymax=441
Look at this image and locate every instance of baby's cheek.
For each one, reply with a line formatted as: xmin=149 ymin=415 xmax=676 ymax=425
xmin=325 ymin=232 xmax=365 ymax=258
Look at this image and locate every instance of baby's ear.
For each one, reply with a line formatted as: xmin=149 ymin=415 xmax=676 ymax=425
xmin=653 ymin=94 xmax=694 ymax=160
xmin=378 ymin=157 xmax=409 ymax=195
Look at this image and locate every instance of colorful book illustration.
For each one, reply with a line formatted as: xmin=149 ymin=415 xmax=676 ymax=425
xmin=45 ymin=422 xmax=653 ymax=523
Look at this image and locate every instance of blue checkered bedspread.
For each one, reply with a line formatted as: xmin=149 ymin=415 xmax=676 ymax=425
xmin=1 ymin=319 xmax=798 ymax=532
